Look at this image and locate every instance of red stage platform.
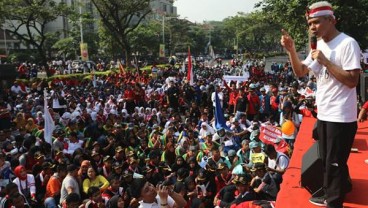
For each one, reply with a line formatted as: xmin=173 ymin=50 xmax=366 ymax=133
xmin=275 ymin=117 xmax=368 ymax=208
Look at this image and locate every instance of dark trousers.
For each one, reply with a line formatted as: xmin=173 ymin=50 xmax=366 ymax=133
xmin=317 ymin=120 xmax=357 ymax=208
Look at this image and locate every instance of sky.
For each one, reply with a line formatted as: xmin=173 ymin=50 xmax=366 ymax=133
xmin=174 ymin=0 xmax=261 ymax=23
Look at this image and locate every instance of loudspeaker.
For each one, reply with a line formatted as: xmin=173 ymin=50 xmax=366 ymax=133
xmin=301 ymin=142 xmax=323 ymax=195
xmin=0 ymin=64 xmax=17 ymax=80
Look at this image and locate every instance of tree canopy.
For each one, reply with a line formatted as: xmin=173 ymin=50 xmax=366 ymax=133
xmin=2 ymin=0 xmax=368 ymax=61
xmin=1 ymin=0 xmax=73 ymax=63
xmin=256 ymin=0 xmax=368 ymax=49
xmin=90 ymin=0 xmax=151 ymax=60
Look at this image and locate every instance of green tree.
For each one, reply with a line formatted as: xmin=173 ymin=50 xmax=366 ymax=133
xmin=127 ymin=20 xmax=161 ymax=57
xmin=205 ymin=21 xmax=227 ymax=55
xmin=90 ymin=0 xmax=151 ymax=61
xmin=188 ymin=25 xmax=207 ymax=56
xmin=221 ymin=12 xmax=282 ymax=57
xmin=52 ymin=37 xmax=78 ymax=59
xmin=256 ymin=0 xmax=368 ymax=49
xmin=168 ymin=18 xmax=193 ymax=54
xmin=2 ymin=0 xmax=73 ymax=63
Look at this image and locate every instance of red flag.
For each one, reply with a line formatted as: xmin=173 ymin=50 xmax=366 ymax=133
xmin=187 ymin=47 xmax=194 ymax=85
xmin=119 ymin=62 xmax=125 ymax=74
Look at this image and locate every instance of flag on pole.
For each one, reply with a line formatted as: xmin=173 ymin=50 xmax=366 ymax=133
xmin=119 ymin=61 xmax=125 ymax=74
xmin=187 ymin=47 xmax=194 ymax=85
xmin=92 ymin=70 xmax=97 ymax=88
xmin=209 ymin=45 xmax=215 ymax=66
xmin=80 ymin=43 xmax=89 ymax=61
xmin=214 ymin=92 xmax=231 ymax=131
xmin=159 ymin=44 xmax=165 ymax=57
xmin=44 ymin=90 xmax=55 ymax=144
xmin=205 ymin=41 xmax=211 ymax=54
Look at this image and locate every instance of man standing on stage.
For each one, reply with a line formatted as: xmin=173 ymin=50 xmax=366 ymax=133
xmin=281 ymin=1 xmax=361 ymax=207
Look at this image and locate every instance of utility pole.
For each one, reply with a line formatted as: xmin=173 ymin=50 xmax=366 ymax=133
xmin=79 ymin=0 xmax=84 ymax=44
xmin=162 ymin=15 xmax=165 ymax=44
xmin=3 ymin=28 xmax=7 ymax=55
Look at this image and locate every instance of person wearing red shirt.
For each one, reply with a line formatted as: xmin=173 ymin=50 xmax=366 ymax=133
xmin=224 ymin=81 xmax=238 ymax=114
xmin=270 ymin=88 xmax=280 ymax=121
xmin=18 ymin=63 xmax=28 ymax=79
xmin=247 ymin=84 xmax=260 ymax=121
xmin=214 ymin=162 xmax=232 ymax=193
xmin=123 ymin=85 xmax=135 ymax=114
xmin=133 ymin=83 xmax=145 ymax=107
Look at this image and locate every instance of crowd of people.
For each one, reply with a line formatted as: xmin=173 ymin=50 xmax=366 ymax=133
xmin=1 ymin=1 xmax=366 ymax=208
xmin=0 ymin=56 xmax=319 ymax=208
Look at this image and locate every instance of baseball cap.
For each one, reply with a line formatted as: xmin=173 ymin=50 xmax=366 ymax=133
xmin=115 ymin=146 xmax=124 ymax=153
xmin=34 ymin=152 xmax=45 ymax=159
xmin=228 ymin=149 xmax=236 ymax=157
xmin=196 ymin=170 xmax=206 ymax=181
xmin=112 ymin=162 xmax=123 ymax=169
xmin=234 ymin=174 xmax=251 ymax=185
xmin=217 ymin=162 xmax=227 ymax=170
xmin=103 ymin=155 xmax=112 ymax=162
xmin=42 ymin=162 xmax=55 ymax=170
xmin=249 ymin=141 xmax=261 ymax=149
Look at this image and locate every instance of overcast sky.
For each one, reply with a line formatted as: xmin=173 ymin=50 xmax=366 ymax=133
xmin=174 ymin=0 xmax=261 ymax=23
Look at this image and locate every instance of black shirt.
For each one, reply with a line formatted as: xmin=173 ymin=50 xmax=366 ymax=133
xmin=236 ymin=96 xmax=249 ymax=112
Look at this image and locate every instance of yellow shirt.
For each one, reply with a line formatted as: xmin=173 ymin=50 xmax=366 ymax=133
xmin=82 ymin=175 xmax=110 ymax=194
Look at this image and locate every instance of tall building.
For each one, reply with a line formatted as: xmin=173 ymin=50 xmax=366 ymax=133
xmin=151 ymin=0 xmax=177 ymax=16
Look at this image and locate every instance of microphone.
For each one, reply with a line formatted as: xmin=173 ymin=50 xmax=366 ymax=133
xmin=310 ymin=35 xmax=317 ymax=50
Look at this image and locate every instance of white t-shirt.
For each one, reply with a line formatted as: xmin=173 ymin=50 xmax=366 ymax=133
xmin=211 ymin=91 xmax=224 ymax=107
xmin=60 ymin=175 xmax=80 ymax=204
xmin=302 ymin=33 xmax=361 ymax=123
xmin=10 ymin=85 xmax=23 ymax=94
xmin=63 ymin=139 xmax=83 ymax=155
xmin=51 ymin=90 xmax=66 ymax=109
xmin=268 ymin=152 xmax=289 ymax=171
